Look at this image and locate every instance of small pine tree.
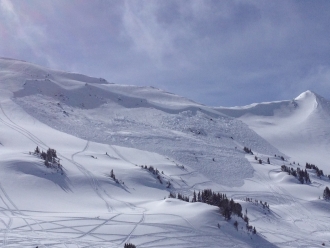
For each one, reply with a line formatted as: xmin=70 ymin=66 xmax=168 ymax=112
xmin=192 ymin=191 xmax=197 ymax=202
xmin=323 ymin=187 xmax=330 ymax=200
xmin=243 ymin=214 xmax=249 ymax=224
xmin=298 ymin=173 xmax=304 ymax=184
xmin=197 ymin=191 xmax=201 ymax=202
xmin=41 ymin=151 xmax=47 ymax=160
xmin=35 ymin=146 xmax=40 ymax=154
xmin=168 ymin=192 xmax=175 ymax=198
xmin=110 ymin=169 xmax=116 ymax=180
xmin=258 ymin=159 xmax=262 ymax=164
xmin=267 ymin=158 xmax=270 ymax=164
xmin=234 ymin=220 xmax=238 ymax=231
xmin=222 ymin=207 xmax=231 ymax=220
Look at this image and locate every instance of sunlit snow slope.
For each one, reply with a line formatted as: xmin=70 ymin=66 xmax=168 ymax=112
xmin=1 ymin=57 xmax=330 ymax=247
xmin=217 ymin=90 xmax=330 ymax=173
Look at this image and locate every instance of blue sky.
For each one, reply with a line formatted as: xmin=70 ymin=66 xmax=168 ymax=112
xmin=1 ymin=0 xmax=330 ymax=106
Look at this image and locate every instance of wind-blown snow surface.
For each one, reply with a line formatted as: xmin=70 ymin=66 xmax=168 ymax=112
xmin=217 ymin=90 xmax=330 ymax=174
xmin=0 ymin=58 xmax=330 ymax=247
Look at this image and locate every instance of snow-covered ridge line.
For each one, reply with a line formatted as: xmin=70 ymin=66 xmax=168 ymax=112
xmin=0 ymin=57 xmax=27 ymax=62
xmin=1 ymin=57 xmax=330 ymax=247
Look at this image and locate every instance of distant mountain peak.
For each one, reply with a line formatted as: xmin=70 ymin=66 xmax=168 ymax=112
xmin=295 ymin=90 xmax=318 ymax=101
xmin=294 ymin=90 xmax=330 ymax=112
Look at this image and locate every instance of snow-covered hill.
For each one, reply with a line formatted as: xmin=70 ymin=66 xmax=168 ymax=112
xmin=0 ymin=58 xmax=330 ymax=247
xmin=217 ymin=90 xmax=330 ymax=173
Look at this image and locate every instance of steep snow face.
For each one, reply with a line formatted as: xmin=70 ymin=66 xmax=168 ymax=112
xmin=0 ymin=58 xmax=286 ymax=247
xmin=1 ymin=98 xmax=274 ymax=248
xmin=3 ymin=58 xmax=330 ymax=247
xmin=218 ymin=90 xmax=330 ymax=172
xmin=0 ymin=57 xmax=107 ymax=94
xmin=7 ymin=59 xmax=283 ymax=188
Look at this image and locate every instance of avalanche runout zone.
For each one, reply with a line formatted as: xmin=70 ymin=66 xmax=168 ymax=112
xmin=0 ymin=58 xmax=330 ymax=247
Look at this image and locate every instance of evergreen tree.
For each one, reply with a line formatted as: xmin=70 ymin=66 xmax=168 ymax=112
xmin=192 ymin=191 xmax=197 ymax=202
xmin=197 ymin=191 xmax=201 ymax=202
xmin=323 ymin=187 xmax=330 ymax=200
xmin=41 ymin=151 xmax=47 ymax=160
xmin=35 ymin=146 xmax=40 ymax=154
xmin=234 ymin=220 xmax=238 ymax=231
xmin=243 ymin=147 xmax=253 ymax=154
xmin=168 ymin=192 xmax=175 ymax=198
xmin=110 ymin=169 xmax=115 ymax=180
xmin=243 ymin=214 xmax=249 ymax=224
xmin=124 ymin=243 xmax=136 ymax=248
xmin=222 ymin=206 xmax=231 ymax=220
xmin=305 ymin=170 xmax=311 ymax=183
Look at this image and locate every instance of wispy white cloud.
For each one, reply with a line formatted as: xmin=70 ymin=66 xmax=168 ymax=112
xmin=1 ymin=0 xmax=330 ymax=106
xmin=0 ymin=0 xmax=54 ymax=66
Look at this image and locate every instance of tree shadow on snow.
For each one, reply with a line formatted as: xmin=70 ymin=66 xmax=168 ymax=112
xmin=103 ymin=173 xmax=130 ymax=193
xmin=8 ymin=161 xmax=72 ymax=192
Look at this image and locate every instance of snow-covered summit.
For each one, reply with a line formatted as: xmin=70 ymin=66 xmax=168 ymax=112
xmin=295 ymin=89 xmax=330 ymax=113
xmin=294 ymin=89 xmax=327 ymax=103
xmin=0 ymin=57 xmax=109 ymax=94
xmin=295 ymin=89 xmax=316 ymax=100
xmin=218 ymin=89 xmax=330 ymax=171
xmin=216 ymin=90 xmax=326 ymax=118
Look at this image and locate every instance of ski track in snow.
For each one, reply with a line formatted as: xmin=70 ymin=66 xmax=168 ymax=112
xmin=0 ymin=59 xmax=330 ymax=247
xmin=70 ymin=140 xmax=114 ymax=213
xmin=0 ymin=100 xmax=270 ymax=247
xmin=0 ymin=101 xmax=231 ymax=247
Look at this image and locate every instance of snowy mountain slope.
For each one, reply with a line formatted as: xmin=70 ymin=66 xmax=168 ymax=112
xmin=0 ymin=93 xmax=276 ymax=247
xmin=0 ymin=58 xmax=330 ymax=247
xmin=10 ymin=60 xmax=284 ymax=188
xmin=217 ymin=90 xmax=330 ymax=173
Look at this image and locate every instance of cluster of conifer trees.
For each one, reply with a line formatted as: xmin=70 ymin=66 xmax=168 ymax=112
xmin=245 ymin=197 xmax=270 ymax=210
xmin=141 ymin=165 xmax=168 ymax=186
xmin=124 ymin=243 xmax=136 ymax=248
xmin=176 ymin=193 xmax=189 ymax=202
xmin=171 ymin=189 xmax=243 ymax=220
xmin=110 ymin=169 xmax=119 ymax=183
xmin=281 ymin=165 xmax=310 ymax=183
xmin=170 ymin=189 xmax=256 ymax=233
xmin=192 ymin=189 xmax=243 ymax=219
xmin=254 ymin=156 xmax=263 ymax=164
xmin=243 ymin=147 xmax=253 ymax=155
xmin=306 ymin=163 xmax=326 ymax=178
xmin=33 ymin=146 xmax=63 ymax=172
